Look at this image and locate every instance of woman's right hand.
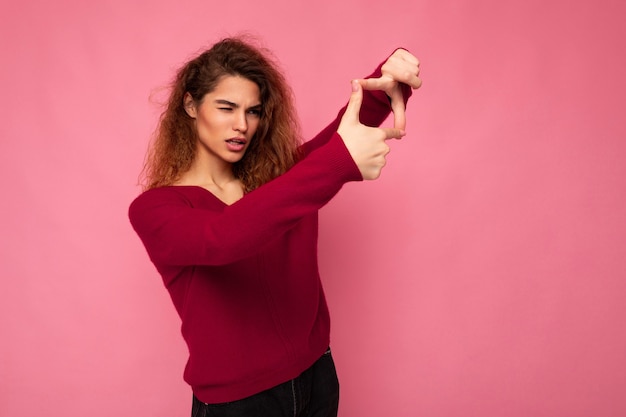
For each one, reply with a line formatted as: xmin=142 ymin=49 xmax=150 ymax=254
xmin=337 ymin=80 xmax=405 ymax=180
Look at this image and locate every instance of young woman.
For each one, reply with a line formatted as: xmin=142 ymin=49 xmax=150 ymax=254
xmin=129 ymin=38 xmax=420 ymax=417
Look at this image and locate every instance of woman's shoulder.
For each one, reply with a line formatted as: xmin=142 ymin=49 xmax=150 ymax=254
xmin=131 ymin=185 xmax=193 ymax=204
xmin=129 ymin=185 xmax=223 ymax=216
xmin=129 ymin=186 xmax=198 ymax=216
xmin=128 ymin=186 xmax=201 ymax=231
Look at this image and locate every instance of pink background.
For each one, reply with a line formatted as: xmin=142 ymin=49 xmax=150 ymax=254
xmin=2 ymin=0 xmax=625 ymax=416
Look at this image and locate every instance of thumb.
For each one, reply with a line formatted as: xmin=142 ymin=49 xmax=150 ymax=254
xmin=343 ymin=80 xmax=363 ymax=123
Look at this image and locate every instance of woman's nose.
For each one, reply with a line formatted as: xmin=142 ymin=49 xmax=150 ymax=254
xmin=233 ymin=111 xmax=248 ymax=133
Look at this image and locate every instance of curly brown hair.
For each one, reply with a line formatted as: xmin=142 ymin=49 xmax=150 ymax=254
xmin=141 ymin=37 xmax=302 ymax=192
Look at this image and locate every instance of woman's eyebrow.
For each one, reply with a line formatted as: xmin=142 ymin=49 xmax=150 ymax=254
xmin=215 ymin=99 xmax=238 ymax=107
xmin=215 ymin=99 xmax=262 ymax=110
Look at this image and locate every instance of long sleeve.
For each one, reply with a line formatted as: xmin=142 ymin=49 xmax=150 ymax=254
xmin=129 ymin=133 xmax=360 ymax=268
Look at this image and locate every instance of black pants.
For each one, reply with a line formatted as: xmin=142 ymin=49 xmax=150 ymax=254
xmin=191 ymin=348 xmax=339 ymax=417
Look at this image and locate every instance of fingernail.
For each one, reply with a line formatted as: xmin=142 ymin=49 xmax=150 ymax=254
xmin=351 ymin=80 xmax=359 ymax=92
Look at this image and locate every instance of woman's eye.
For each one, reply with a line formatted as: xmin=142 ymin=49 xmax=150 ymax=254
xmin=248 ymin=109 xmax=261 ymax=116
xmin=219 ymin=107 xmax=233 ymax=112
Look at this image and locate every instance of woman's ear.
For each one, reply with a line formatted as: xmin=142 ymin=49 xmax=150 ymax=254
xmin=183 ymin=93 xmax=197 ymax=118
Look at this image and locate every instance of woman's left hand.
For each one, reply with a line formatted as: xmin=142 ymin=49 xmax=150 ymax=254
xmin=358 ymin=49 xmax=422 ymax=132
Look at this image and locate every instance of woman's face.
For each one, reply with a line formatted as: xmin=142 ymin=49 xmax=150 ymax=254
xmin=185 ymin=75 xmax=262 ymax=166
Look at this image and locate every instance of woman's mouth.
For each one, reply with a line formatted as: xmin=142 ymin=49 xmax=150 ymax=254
xmin=225 ymin=137 xmax=247 ymax=152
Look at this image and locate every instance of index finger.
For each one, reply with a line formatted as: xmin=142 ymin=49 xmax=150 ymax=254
xmin=358 ymin=76 xmax=386 ymax=91
xmin=381 ymin=126 xmax=406 ymax=140
xmin=389 ymin=87 xmax=406 ymax=131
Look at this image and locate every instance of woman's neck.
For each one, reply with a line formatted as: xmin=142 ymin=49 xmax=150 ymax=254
xmin=175 ymin=156 xmax=244 ymax=205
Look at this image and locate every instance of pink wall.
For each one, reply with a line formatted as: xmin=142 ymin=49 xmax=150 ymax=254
xmin=2 ymin=0 xmax=625 ymax=416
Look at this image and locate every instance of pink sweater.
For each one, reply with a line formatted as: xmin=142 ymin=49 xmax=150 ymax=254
xmin=129 ymin=60 xmax=411 ymax=403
